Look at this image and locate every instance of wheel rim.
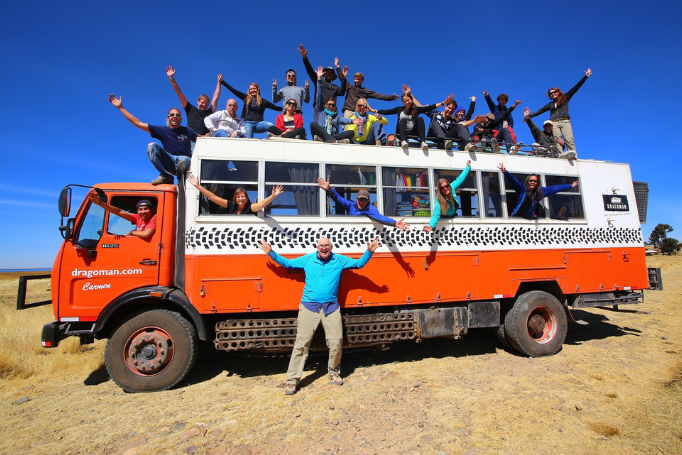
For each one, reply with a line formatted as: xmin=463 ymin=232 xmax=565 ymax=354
xmin=123 ymin=326 xmax=175 ymax=376
xmin=525 ymin=306 xmax=557 ymax=344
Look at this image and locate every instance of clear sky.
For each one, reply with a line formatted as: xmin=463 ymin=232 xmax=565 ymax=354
xmin=1 ymin=0 xmax=680 ymax=268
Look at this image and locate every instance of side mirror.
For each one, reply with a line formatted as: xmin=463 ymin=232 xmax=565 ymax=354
xmin=59 ymin=218 xmax=75 ymax=241
xmin=58 ymin=187 xmax=72 ymax=217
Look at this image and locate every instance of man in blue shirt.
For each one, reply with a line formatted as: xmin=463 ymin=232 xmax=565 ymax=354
xmin=259 ymin=236 xmax=381 ymax=395
xmin=109 ymin=94 xmax=198 ymax=185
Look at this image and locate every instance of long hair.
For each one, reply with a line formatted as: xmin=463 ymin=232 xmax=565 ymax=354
xmin=435 ymin=178 xmax=455 ymax=215
xmin=231 ymin=188 xmax=251 ymax=206
xmin=524 ymin=174 xmax=543 ymax=202
xmin=547 ymin=87 xmax=566 ymax=107
xmin=166 ymin=108 xmax=181 ymax=127
xmin=402 ymin=92 xmax=418 ymax=118
xmin=245 ymin=83 xmax=262 ymax=108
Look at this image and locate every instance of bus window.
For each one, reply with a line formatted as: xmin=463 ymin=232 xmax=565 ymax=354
xmin=481 ymin=171 xmax=503 ymax=218
xmin=545 ymin=175 xmax=584 ymax=219
xmin=264 ymin=162 xmax=319 ymax=216
xmin=382 ymin=167 xmax=430 ymax=218
xmin=434 ymin=169 xmax=479 ymax=217
xmin=325 ymin=165 xmax=378 ymax=216
xmin=107 ymin=196 xmax=158 ymax=236
xmin=504 ymin=173 xmax=532 ymax=218
xmin=199 ymin=160 xmax=258 ymax=215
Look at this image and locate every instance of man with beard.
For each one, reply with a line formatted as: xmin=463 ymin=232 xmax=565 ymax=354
xmin=298 ymin=44 xmax=346 ymax=110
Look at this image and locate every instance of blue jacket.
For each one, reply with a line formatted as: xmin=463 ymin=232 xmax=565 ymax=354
xmin=327 ymin=188 xmax=397 ymax=227
xmin=485 ymin=94 xmax=514 ymax=129
xmin=428 ymin=166 xmax=470 ymax=228
xmin=268 ymin=249 xmax=373 ymax=314
xmin=504 ymin=171 xmax=573 ymax=218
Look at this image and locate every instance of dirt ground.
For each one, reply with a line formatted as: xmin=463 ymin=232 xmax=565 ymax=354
xmin=1 ymin=257 xmax=681 ymax=455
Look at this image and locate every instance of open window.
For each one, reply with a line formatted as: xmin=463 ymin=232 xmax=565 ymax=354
xmin=504 ymin=172 xmax=534 ymax=218
xmin=545 ymin=175 xmax=584 ymax=219
xmin=325 ymin=164 xmax=378 ymax=216
xmin=382 ymin=167 xmax=430 ymax=217
xmin=265 ymin=162 xmax=319 ymax=216
xmin=199 ymin=160 xmax=258 ymax=215
xmin=434 ymin=168 xmax=478 ymax=217
xmin=107 ymin=196 xmax=159 ymax=236
xmin=481 ymin=171 xmax=503 ymax=218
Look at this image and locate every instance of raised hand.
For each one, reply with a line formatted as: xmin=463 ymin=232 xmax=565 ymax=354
xmin=483 ymin=89 xmax=489 ymax=97
xmin=166 ymin=66 xmax=176 ymax=78
xmin=217 ymin=74 xmax=223 ymax=83
xmin=497 ymin=163 xmax=506 ymax=173
xmin=395 ymin=218 xmax=410 ymax=231
xmin=466 ymin=159 xmax=471 ymax=167
xmin=444 ymin=93 xmax=454 ymax=104
xmin=258 ymin=239 xmax=272 ymax=254
xmin=402 ymin=84 xmax=411 ymax=94
xmin=298 ymin=44 xmax=307 ymax=58
xmin=391 ymin=93 xmax=399 ymax=100
xmin=572 ymin=181 xmax=579 ymax=188
xmin=470 ymin=95 xmax=477 ymax=101
xmin=367 ymin=237 xmax=382 ymax=252
xmin=513 ymin=100 xmax=523 ymax=107
xmin=523 ymin=107 xmax=531 ymax=118
xmin=272 ymin=79 xmax=277 ymax=88
xmin=316 ymin=66 xmax=324 ymax=79
xmin=585 ymin=68 xmax=592 ymax=77
xmin=342 ymin=66 xmax=349 ymax=77
xmin=272 ymin=185 xmax=284 ymax=197
xmin=316 ymin=177 xmax=331 ymax=191
xmin=108 ymin=94 xmax=122 ymax=108
xmin=334 ymin=57 xmax=339 ymax=67
xmin=304 ymin=80 xmax=309 ymax=89
xmin=187 ymin=173 xmax=200 ymax=188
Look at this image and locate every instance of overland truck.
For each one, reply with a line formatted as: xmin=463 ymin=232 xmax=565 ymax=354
xmin=17 ymin=138 xmax=662 ymax=392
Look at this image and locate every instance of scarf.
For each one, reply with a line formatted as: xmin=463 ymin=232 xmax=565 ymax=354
xmin=324 ymin=109 xmax=337 ymax=134
xmin=354 ymin=111 xmax=367 ymax=136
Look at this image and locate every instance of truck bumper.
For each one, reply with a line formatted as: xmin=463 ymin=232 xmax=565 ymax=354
xmin=41 ymin=321 xmax=67 ymax=348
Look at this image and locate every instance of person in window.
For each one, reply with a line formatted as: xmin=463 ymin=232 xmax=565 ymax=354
xmin=347 ymin=98 xmax=389 ymax=146
xmin=219 ymin=80 xmax=280 ymax=138
xmin=86 ymin=194 xmax=156 ymax=240
xmin=272 ymin=69 xmax=309 ymax=114
xmin=317 ymin=178 xmax=410 ymax=230
xmin=266 ymin=99 xmax=306 ymax=139
xmin=372 ymin=92 xmax=454 ymax=152
xmin=521 ymin=107 xmax=575 ymax=159
xmin=423 ymin=160 xmax=472 ymax=233
xmin=497 ymin=163 xmax=578 ymax=219
xmin=187 ymin=174 xmax=283 ymax=214
xmin=527 ymin=68 xmax=592 ymax=155
xmin=310 ymin=67 xmax=355 ymax=143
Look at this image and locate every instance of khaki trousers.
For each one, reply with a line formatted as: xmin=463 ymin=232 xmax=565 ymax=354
xmin=286 ymin=304 xmax=343 ymax=384
xmin=552 ymin=119 xmax=575 ymax=151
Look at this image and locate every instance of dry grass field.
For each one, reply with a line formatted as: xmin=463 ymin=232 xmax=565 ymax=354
xmin=1 ymin=258 xmax=681 ymax=454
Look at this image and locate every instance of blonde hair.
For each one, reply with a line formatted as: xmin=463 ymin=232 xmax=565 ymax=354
xmin=354 ymin=72 xmax=364 ymax=81
xmin=435 ymin=178 xmax=455 ymax=216
xmin=244 ymin=83 xmax=262 ymax=108
xmin=166 ymin=108 xmax=181 ymax=127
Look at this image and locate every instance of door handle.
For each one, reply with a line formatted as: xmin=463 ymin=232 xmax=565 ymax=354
xmin=139 ymin=260 xmax=157 ymax=266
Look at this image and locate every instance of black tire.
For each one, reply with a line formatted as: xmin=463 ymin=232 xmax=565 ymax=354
xmin=504 ymin=291 xmax=567 ymax=357
xmin=495 ymin=324 xmax=511 ymax=349
xmin=105 ymin=309 xmax=198 ymax=392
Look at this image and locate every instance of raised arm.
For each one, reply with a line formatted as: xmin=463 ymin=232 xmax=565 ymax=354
xmin=528 ymin=102 xmax=552 ymax=119
xmin=303 ymin=80 xmax=310 ymax=104
xmin=460 ymin=114 xmax=486 ymax=128
xmin=86 ymin=192 xmax=134 ymax=222
xmin=465 ymin=97 xmax=476 ymax=120
xmin=402 ymin=85 xmax=421 ymax=106
xmin=498 ymin=164 xmax=525 ymax=195
xmin=541 ymin=181 xmax=579 ymax=198
xmin=451 ymin=161 xmax=471 ymax=190
xmin=166 ymin=66 xmax=189 ymax=109
xmin=187 ymin=174 xmax=228 ymax=208
xmin=211 ymin=74 xmax=222 ymax=113
xmin=318 ymin=178 xmax=353 ymax=210
xmin=491 ymin=101 xmax=521 ymax=128
xmin=365 ymin=205 xmax=410 ymax=231
xmin=251 ymin=185 xmax=284 ymax=212
xmin=108 ymin=95 xmax=149 ymax=133
xmin=341 ymin=238 xmax=381 ymax=269
xmin=272 ymin=79 xmax=282 ymax=103
xmin=483 ymin=90 xmax=496 ymax=113
xmin=564 ymin=69 xmax=591 ymax=103
xmin=298 ymin=44 xmax=317 ymax=82
xmin=220 ymin=79 xmax=247 ymax=101
xmin=523 ymin=107 xmax=542 ymax=138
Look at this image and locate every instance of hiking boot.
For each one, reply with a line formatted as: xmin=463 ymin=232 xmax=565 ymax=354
xmin=444 ymin=139 xmax=453 ymax=151
xmin=151 ymin=175 xmax=174 ymax=186
xmin=401 ymin=140 xmax=408 ymax=149
xmin=465 ymin=142 xmax=478 ymax=152
xmin=329 ymin=372 xmax=344 ymax=386
xmin=337 ymin=139 xmax=350 ymax=144
xmin=421 ymin=141 xmax=429 ymax=152
xmin=313 ymin=135 xmax=323 ymax=142
xmin=560 ymin=151 xmax=577 ymax=160
xmin=284 ymin=383 xmax=297 ymax=395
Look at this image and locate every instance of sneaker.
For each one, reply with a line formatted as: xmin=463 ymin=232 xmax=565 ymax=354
xmin=421 ymin=141 xmax=429 ymax=152
xmin=295 ymin=135 xmax=302 ymax=140
xmin=560 ymin=151 xmax=577 ymax=160
xmin=444 ymin=139 xmax=453 ymax=150
xmin=337 ymin=139 xmax=350 ymax=144
xmin=151 ymin=175 xmax=174 ymax=186
xmin=266 ymin=132 xmax=274 ymax=139
xmin=313 ymin=135 xmax=323 ymax=142
xmin=492 ymin=139 xmax=500 ymax=153
xmin=401 ymin=140 xmax=408 ymax=149
xmin=284 ymin=383 xmax=297 ymax=395
xmin=375 ymin=139 xmax=383 ymax=146
xmin=329 ymin=372 xmax=344 ymax=386
xmin=465 ymin=142 xmax=478 ymax=152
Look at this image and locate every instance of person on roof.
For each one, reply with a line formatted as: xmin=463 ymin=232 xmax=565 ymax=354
xmin=298 ymin=45 xmax=346 ymax=110
xmin=346 ymin=98 xmax=389 ymax=145
xmin=220 ymin=80 xmax=281 ymax=138
xmin=317 ymin=177 xmax=410 ymax=230
xmin=108 ymin=95 xmax=197 ymax=186
xmin=310 ymin=68 xmax=355 ymax=143
xmin=483 ymin=90 xmax=518 ymax=145
xmin=267 ymin=99 xmax=307 ymax=139
xmin=203 ymin=99 xmax=246 ymax=138
xmin=86 ymin=195 xmax=157 ymax=240
xmin=272 ymin=69 xmax=309 ymax=114
xmin=527 ymin=68 xmax=592 ymax=155
xmin=188 ymin=174 xmax=283 ymax=215
xmin=423 ymin=160 xmax=472 ymax=233
xmin=425 ymin=95 xmax=484 ymax=151
xmin=166 ymin=66 xmax=221 ymax=137
xmin=521 ymin=107 xmax=574 ymax=159
xmin=258 ymin=235 xmax=382 ymax=396
xmin=497 ymin=163 xmax=578 ymax=218
xmin=337 ymin=64 xmax=398 ymax=119
xmin=471 ymin=100 xmax=522 ymax=152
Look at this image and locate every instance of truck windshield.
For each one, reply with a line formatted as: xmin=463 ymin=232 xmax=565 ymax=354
xmin=74 ymin=201 xmax=105 ymax=248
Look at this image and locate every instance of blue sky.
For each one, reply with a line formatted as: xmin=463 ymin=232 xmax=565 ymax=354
xmin=1 ymin=0 xmax=680 ymax=268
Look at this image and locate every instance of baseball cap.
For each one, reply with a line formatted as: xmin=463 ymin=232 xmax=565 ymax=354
xmin=136 ymin=199 xmax=152 ymax=208
xmin=357 ymin=190 xmax=370 ymax=200
xmin=543 ymin=120 xmax=553 ymax=126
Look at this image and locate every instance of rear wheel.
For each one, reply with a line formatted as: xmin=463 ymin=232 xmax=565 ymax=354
xmin=105 ymin=309 xmax=198 ymax=392
xmin=504 ymin=291 xmax=567 ymax=357
xmin=495 ymin=324 xmax=511 ymax=349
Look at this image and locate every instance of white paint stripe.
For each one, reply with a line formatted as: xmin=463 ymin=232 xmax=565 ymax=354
xmin=60 ymin=317 xmax=79 ymax=322
xmin=494 ymin=294 xmax=503 ymax=299
xmin=624 ymin=286 xmax=631 ymax=290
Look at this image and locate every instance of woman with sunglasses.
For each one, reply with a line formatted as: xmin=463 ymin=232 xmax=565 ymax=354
xmin=372 ymin=92 xmax=454 ymax=152
xmin=267 ymin=99 xmax=306 ymax=139
xmin=527 ymin=68 xmax=592 ymax=154
xmin=220 ymin=80 xmax=280 ymax=138
xmin=423 ymin=160 xmax=472 ymax=233
xmin=310 ymin=67 xmax=355 ymax=143
xmin=347 ymin=98 xmax=388 ymax=145
xmin=497 ymin=163 xmax=578 ymax=219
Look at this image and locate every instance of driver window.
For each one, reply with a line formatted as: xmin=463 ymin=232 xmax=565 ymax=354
xmin=106 ymin=196 xmax=159 ymax=236
xmin=74 ymin=202 xmax=105 ymax=248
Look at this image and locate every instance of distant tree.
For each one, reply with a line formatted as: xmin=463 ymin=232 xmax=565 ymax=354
xmin=649 ymin=224 xmax=673 ymax=248
xmin=660 ymin=237 xmax=681 ymax=255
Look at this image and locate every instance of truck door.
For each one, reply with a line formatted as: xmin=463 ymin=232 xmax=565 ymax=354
xmin=58 ymin=192 xmax=165 ymax=321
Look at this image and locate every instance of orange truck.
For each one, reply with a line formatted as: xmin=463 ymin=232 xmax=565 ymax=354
xmin=17 ymin=138 xmax=663 ymax=392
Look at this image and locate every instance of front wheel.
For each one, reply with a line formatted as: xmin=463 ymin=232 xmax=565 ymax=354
xmin=105 ymin=309 xmax=198 ymax=392
xmin=504 ymin=291 xmax=567 ymax=357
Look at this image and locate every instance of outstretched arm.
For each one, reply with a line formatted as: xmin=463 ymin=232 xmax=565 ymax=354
xmin=483 ymin=90 xmax=496 ymax=113
xmin=251 ymin=185 xmax=284 ymax=212
xmin=564 ymin=69 xmax=591 ymax=102
xmin=460 ymin=114 xmax=486 ymax=128
xmin=491 ymin=101 xmax=521 ymax=128
xmin=259 ymin=239 xmax=309 ymax=269
xmin=211 ymin=74 xmax=222 ymax=113
xmin=187 ymin=174 xmax=228 ymax=208
xmin=220 ymin=79 xmax=247 ymax=101
xmin=166 ymin=66 xmax=189 ymax=109
xmin=108 ymin=95 xmax=149 ymax=132
xmin=86 ymin=192 xmax=134 ymax=222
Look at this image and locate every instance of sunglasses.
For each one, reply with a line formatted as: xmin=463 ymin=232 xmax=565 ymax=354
xmin=440 ymin=184 xmax=449 ymax=189
xmin=327 ymin=103 xmax=336 ymax=107
xmin=287 ymin=73 xmax=296 ymax=77
xmin=528 ymin=179 xmax=538 ymax=183
xmin=168 ymin=113 xmax=182 ymax=117
xmin=286 ymin=101 xmax=297 ymax=106
xmin=357 ymin=104 xmax=367 ymax=108
xmin=549 ymin=91 xmax=558 ymax=96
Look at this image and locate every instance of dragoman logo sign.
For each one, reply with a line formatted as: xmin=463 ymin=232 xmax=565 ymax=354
xmin=83 ymin=282 xmax=112 ymax=291
xmin=72 ymin=268 xmax=143 ymax=278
